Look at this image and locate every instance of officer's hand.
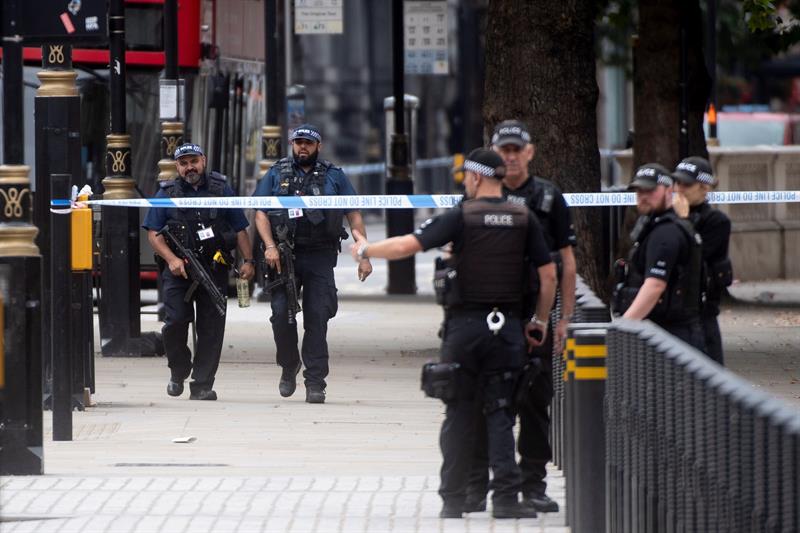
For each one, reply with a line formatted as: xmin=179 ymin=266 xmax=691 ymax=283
xmin=239 ymin=262 xmax=255 ymax=281
xmin=264 ymin=246 xmax=281 ymax=274
xmin=673 ymin=192 xmax=690 ymax=218
xmin=358 ymin=259 xmax=373 ymax=282
xmin=524 ymin=322 xmax=547 ymax=352
xmin=349 ymin=229 xmax=369 ymax=262
xmin=555 ymin=318 xmax=569 ymax=353
xmin=168 ymin=257 xmax=188 ymax=279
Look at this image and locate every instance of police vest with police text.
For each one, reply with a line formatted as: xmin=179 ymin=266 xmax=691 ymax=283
xmin=450 ymin=199 xmax=530 ymax=307
xmin=274 ymin=157 xmax=345 ymax=250
xmin=504 ymin=176 xmax=557 ymax=251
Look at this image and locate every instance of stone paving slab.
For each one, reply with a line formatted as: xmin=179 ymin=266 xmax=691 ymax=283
xmin=0 ymin=474 xmax=567 ymax=533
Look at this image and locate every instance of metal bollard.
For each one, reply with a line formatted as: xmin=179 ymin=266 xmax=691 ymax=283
xmin=51 ymin=173 xmax=73 ymax=441
xmin=570 ymin=327 xmax=608 ymax=533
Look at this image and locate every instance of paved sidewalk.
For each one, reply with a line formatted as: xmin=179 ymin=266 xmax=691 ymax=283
xmin=0 ymin=299 xmax=568 ymax=532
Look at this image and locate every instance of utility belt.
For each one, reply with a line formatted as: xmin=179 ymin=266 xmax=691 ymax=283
xmin=420 ymin=361 xmax=519 ymax=413
xmin=446 ymin=304 xmax=523 ymax=317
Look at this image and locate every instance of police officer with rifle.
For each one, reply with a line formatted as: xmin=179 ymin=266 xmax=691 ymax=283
xmin=143 ymin=143 xmax=255 ymax=401
xmin=672 ymin=157 xmax=732 ymax=364
xmin=349 ymin=148 xmax=556 ymax=519
xmin=613 ymin=163 xmax=706 ymax=352
xmin=254 ymin=124 xmax=372 ymax=404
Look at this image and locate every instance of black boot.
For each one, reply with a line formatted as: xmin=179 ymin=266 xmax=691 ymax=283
xmin=462 ymin=494 xmax=486 ymax=513
xmin=492 ymin=499 xmax=538 ymax=519
xmin=523 ymin=492 xmax=559 ymax=513
xmin=279 ymin=362 xmax=302 ymax=397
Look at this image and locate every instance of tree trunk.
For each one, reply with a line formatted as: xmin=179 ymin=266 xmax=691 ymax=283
xmin=483 ymin=0 xmax=606 ymax=298
xmin=634 ymin=0 xmax=711 ymax=168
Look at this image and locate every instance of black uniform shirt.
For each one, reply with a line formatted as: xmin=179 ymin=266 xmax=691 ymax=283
xmin=413 ymin=197 xmax=552 ymax=268
xmin=690 ymin=202 xmax=731 ymax=266
xmin=634 ymin=210 xmax=687 ymax=284
xmin=503 ymin=177 xmax=577 ymax=252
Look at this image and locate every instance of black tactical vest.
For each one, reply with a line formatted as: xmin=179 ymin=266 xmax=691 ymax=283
xmin=504 ymin=176 xmax=556 ymax=252
xmin=274 ymin=157 xmax=345 ymax=250
xmin=162 ymin=171 xmax=236 ymax=261
xmin=618 ymin=211 xmax=703 ymax=324
xmin=689 ymin=203 xmax=733 ymax=309
xmin=450 ymin=199 xmax=530 ymax=307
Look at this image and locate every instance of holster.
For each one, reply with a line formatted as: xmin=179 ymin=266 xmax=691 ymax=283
xmin=513 ymin=357 xmax=544 ymax=411
xmin=421 ymin=362 xmax=461 ymax=402
xmin=482 ymin=370 xmax=517 ymax=414
xmin=710 ymin=257 xmax=733 ymax=289
xmin=433 ymin=257 xmax=462 ymax=307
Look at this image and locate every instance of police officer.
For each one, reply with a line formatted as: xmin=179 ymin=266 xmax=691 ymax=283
xmin=462 ymin=120 xmax=578 ymax=513
xmin=614 ymin=163 xmax=706 ymax=351
xmin=672 ymin=157 xmax=732 ymax=364
xmin=348 ymin=148 xmax=557 ymax=519
xmin=253 ymin=124 xmax=372 ymax=404
xmin=143 ymin=143 xmax=255 ymax=400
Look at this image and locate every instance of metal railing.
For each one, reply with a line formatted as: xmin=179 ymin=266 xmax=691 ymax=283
xmin=606 ymin=319 xmax=800 ymax=533
xmin=552 ymin=278 xmax=800 ymax=532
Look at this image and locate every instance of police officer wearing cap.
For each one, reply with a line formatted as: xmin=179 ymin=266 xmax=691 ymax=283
xmin=253 ymin=124 xmax=372 ymax=404
xmin=463 ymin=120 xmax=577 ymax=513
xmin=613 ymin=163 xmax=706 ymax=351
xmin=348 ymin=148 xmax=557 ymax=519
xmin=143 ymin=143 xmax=255 ymax=401
xmin=672 ymin=157 xmax=732 ymax=364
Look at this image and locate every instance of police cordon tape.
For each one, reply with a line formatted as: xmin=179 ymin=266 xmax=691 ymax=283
xmin=49 ymin=190 xmax=800 ymax=211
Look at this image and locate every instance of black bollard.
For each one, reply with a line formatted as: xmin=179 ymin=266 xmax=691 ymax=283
xmin=51 ymin=174 xmax=73 ymax=441
xmin=571 ymin=327 xmax=608 ymax=532
xmin=33 ymin=44 xmax=82 ymax=406
xmin=0 ymin=165 xmax=44 ymax=474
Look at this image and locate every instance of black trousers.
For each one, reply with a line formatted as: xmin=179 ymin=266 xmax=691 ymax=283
xmin=438 ymin=310 xmax=526 ymax=507
xmin=269 ymin=249 xmax=338 ymax=388
xmin=660 ymin=318 xmax=707 ymax=354
xmin=701 ymin=312 xmax=724 ymax=365
xmin=468 ymin=323 xmax=555 ymax=498
xmin=161 ymin=265 xmax=229 ymax=394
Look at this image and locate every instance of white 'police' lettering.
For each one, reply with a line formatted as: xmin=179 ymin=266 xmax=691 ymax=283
xmin=484 ymin=214 xmax=514 ymax=226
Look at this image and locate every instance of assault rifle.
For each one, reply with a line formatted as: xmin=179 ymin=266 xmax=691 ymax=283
xmin=263 ymin=215 xmax=302 ymax=324
xmin=158 ymin=225 xmax=227 ymax=317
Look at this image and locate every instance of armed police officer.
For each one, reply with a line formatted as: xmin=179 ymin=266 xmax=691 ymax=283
xmin=672 ymin=157 xmax=732 ymax=364
xmin=613 ymin=163 xmax=706 ymax=352
xmin=462 ymin=120 xmax=577 ymax=513
xmin=143 ymin=143 xmax=255 ymax=401
xmin=348 ymin=148 xmax=556 ymax=519
xmin=254 ymin=124 xmax=372 ymax=404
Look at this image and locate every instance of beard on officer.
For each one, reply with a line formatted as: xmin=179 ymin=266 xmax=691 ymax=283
xmin=347 ymin=148 xmax=557 ymax=519
xmin=142 ymin=143 xmax=255 ymax=401
xmin=614 ymin=163 xmax=706 ymax=352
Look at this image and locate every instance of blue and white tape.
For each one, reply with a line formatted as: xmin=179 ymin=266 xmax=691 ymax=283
xmin=50 ymin=190 xmax=800 ymax=210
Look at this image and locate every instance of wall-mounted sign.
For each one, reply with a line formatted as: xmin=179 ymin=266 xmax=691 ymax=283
xmin=294 ymin=0 xmax=344 ymax=35
xmin=404 ymin=1 xmax=448 ymax=75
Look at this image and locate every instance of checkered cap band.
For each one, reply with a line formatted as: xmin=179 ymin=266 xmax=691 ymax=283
xmin=697 ymin=171 xmax=714 ymax=185
xmin=291 ymin=128 xmax=322 ymax=142
xmin=657 ymin=174 xmax=673 ymax=187
xmin=464 ymin=160 xmax=497 ymax=177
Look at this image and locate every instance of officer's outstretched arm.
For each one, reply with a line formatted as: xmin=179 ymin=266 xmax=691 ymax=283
xmin=623 ymin=277 xmax=667 ymax=320
xmin=350 ymin=230 xmax=422 ymax=262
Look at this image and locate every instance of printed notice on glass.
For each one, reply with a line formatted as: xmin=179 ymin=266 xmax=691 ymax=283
xmin=404 ymin=1 xmax=448 ymax=75
xmin=295 ymin=0 xmax=344 ymax=35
